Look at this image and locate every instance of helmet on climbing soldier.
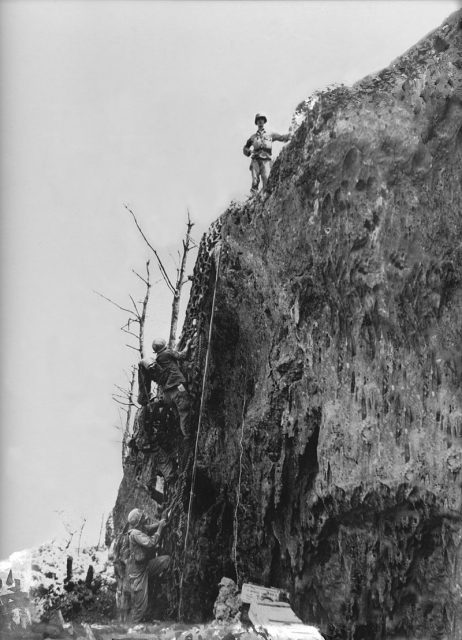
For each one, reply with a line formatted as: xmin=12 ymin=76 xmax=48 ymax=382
xmin=127 ymin=508 xmax=144 ymax=527
xmin=152 ymin=338 xmax=167 ymax=352
xmin=255 ymin=112 xmax=267 ymax=125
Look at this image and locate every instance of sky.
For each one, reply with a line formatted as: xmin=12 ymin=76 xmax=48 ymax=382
xmin=0 ymin=0 xmax=459 ymax=558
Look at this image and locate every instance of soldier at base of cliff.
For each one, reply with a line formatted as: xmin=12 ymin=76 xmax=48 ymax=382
xmin=243 ymin=112 xmax=291 ymax=195
xmin=126 ymin=508 xmax=170 ymax=623
xmin=109 ymin=526 xmax=132 ymax=622
xmin=138 ymin=337 xmax=192 ymax=437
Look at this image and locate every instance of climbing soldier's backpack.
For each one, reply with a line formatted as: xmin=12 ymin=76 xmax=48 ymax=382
xmin=112 ymin=527 xmax=131 ymax=579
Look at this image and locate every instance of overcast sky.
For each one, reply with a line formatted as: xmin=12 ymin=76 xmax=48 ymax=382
xmin=0 ymin=0 xmax=459 ymax=557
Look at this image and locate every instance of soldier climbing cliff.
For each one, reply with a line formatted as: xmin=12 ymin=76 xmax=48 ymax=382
xmin=138 ymin=337 xmax=193 ymax=438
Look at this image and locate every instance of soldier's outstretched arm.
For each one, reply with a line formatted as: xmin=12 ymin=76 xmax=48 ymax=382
xmin=271 ymin=132 xmax=291 ymax=142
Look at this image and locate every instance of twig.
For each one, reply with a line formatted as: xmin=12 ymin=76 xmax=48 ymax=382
xmin=113 ymin=399 xmax=137 ymax=407
xmin=129 ymin=294 xmax=141 ymax=317
xmin=122 ymin=329 xmax=140 ymax=340
xmin=132 ymin=269 xmax=150 ymax=287
xmin=123 ymin=204 xmax=175 ymax=293
xmin=93 ymin=290 xmax=136 ymax=317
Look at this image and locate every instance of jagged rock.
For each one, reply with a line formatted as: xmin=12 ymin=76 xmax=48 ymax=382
xmin=82 ymin=622 xmax=97 ymax=640
xmin=213 ymin=578 xmax=241 ymax=623
xmin=49 ymin=609 xmax=65 ymax=629
xmin=113 ymin=9 xmax=462 ymax=639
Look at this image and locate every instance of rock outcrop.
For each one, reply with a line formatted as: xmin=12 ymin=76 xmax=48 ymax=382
xmin=114 ymin=10 xmax=462 ymax=639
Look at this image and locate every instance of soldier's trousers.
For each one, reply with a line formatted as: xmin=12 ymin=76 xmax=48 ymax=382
xmin=130 ymin=555 xmax=171 ymax=623
xmin=250 ymin=158 xmax=272 ymax=193
xmin=164 ymin=385 xmax=191 ymax=436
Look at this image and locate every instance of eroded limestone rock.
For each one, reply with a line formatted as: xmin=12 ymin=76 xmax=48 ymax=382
xmin=114 ymin=10 xmax=462 ymax=639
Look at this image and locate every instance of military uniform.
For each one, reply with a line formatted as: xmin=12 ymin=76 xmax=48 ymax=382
xmin=243 ymin=128 xmax=290 ymax=193
xmin=127 ymin=520 xmax=170 ymax=623
xmin=139 ymin=346 xmax=191 ymax=436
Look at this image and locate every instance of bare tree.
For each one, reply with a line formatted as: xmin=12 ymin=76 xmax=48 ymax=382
xmin=94 ymin=259 xmax=151 ymax=357
xmin=55 ymin=510 xmax=87 ymax=552
xmin=113 ymin=366 xmax=138 ymax=463
xmin=97 ymin=512 xmax=105 ymax=550
xmin=123 ymin=204 xmax=195 ymax=345
xmin=97 ymin=207 xmax=196 ymax=473
xmin=169 ymin=210 xmax=194 ymax=346
xmin=94 ymin=261 xmax=152 ymax=445
xmin=124 ymin=204 xmax=175 ymax=296
xmin=55 ymin=510 xmax=79 ymax=550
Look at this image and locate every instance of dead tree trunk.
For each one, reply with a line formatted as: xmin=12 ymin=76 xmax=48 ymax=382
xmin=123 ymin=203 xmax=195 ymax=348
xmin=97 ymin=513 xmax=105 ymax=550
xmin=121 ymin=366 xmax=137 ymax=462
xmin=77 ymin=517 xmax=87 ymax=556
xmin=95 ymin=260 xmax=152 ymax=443
xmin=169 ymin=211 xmax=194 ymax=347
xmin=94 ymin=259 xmax=151 ymax=358
xmin=132 ymin=260 xmax=151 ymax=357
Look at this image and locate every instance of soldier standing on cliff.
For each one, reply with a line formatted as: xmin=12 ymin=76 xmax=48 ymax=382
xmin=138 ymin=338 xmax=192 ymax=437
xmin=126 ymin=508 xmax=170 ymax=623
xmin=243 ymin=113 xmax=291 ymax=195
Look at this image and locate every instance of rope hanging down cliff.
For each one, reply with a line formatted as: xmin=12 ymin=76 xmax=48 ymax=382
xmin=178 ymin=244 xmax=222 ymax=620
xmin=232 ymin=374 xmax=247 ymax=587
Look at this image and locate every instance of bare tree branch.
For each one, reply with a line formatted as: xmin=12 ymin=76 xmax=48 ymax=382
xmin=114 ymin=383 xmax=130 ymax=394
xmin=123 ymin=203 xmax=175 ymax=294
xmin=132 ymin=269 xmax=150 ymax=287
xmin=121 ymin=318 xmax=139 ymax=328
xmin=121 ymin=328 xmax=140 ymax=340
xmin=93 ymin=290 xmax=136 ymax=317
xmin=113 ymin=399 xmax=136 ymax=407
xmin=129 ymin=294 xmax=141 ymax=318
xmin=169 ymin=252 xmax=179 ymax=271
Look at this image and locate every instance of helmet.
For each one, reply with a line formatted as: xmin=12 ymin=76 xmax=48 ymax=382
xmin=218 ymin=577 xmax=236 ymax=588
xmin=152 ymin=338 xmax=167 ymax=352
xmin=127 ymin=508 xmax=143 ymax=527
xmin=254 ymin=112 xmax=267 ymax=125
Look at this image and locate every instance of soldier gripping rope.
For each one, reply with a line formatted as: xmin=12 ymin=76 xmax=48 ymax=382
xmin=243 ymin=112 xmax=291 ymax=195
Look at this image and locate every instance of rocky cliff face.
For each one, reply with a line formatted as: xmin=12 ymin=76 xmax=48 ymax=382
xmin=114 ymin=11 xmax=462 ymax=639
